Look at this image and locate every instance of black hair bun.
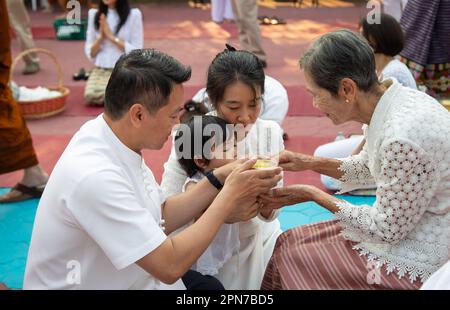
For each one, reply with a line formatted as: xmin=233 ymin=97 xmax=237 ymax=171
xmin=225 ymin=43 xmax=237 ymax=52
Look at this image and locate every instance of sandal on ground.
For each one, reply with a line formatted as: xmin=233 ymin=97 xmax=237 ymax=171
xmin=73 ymin=68 xmax=89 ymax=81
xmin=270 ymin=16 xmax=287 ymax=25
xmin=259 ymin=16 xmax=271 ymax=25
xmin=0 ymin=183 xmax=45 ymax=203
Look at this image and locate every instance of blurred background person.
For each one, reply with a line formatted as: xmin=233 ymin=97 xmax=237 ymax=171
xmin=211 ymin=0 xmax=234 ymax=24
xmin=399 ymin=0 xmax=450 ymax=100
xmin=0 ymin=1 xmax=48 ymax=203
xmin=231 ymin=0 xmax=267 ymax=67
xmin=84 ymin=0 xmax=143 ymax=105
xmin=383 ymin=0 xmax=408 ymax=22
xmin=6 ymin=0 xmax=40 ymax=75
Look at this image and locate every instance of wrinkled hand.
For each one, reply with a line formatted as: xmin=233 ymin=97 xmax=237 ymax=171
xmin=278 ymin=150 xmax=312 ymax=172
xmin=259 ymin=184 xmax=316 ymax=211
xmin=221 ymin=159 xmax=283 ymax=223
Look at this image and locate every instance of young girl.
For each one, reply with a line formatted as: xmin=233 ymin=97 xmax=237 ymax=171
xmin=175 ymin=115 xmax=239 ymax=277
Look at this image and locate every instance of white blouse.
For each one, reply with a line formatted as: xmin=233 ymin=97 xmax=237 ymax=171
xmin=335 ymin=79 xmax=450 ymax=283
xmin=84 ymin=8 xmax=143 ymax=68
xmin=380 ymin=58 xmax=417 ymax=90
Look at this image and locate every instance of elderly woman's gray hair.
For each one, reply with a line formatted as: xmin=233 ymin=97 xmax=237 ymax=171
xmin=300 ymin=29 xmax=379 ymax=95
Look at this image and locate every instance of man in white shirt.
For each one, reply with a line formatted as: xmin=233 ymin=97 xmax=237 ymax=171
xmin=23 ymin=49 xmax=282 ymax=290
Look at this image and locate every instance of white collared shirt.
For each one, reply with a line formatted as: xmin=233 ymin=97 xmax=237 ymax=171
xmin=24 ymin=114 xmax=184 ymax=289
xmin=84 ymin=8 xmax=143 ymax=68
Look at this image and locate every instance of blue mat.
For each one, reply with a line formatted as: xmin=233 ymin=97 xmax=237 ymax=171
xmin=278 ymin=194 xmax=376 ymax=232
xmin=0 ymin=188 xmax=40 ymax=289
xmin=0 ymin=188 xmax=375 ymax=289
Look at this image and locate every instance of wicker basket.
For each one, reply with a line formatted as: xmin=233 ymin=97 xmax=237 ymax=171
xmin=11 ymin=48 xmax=70 ymax=119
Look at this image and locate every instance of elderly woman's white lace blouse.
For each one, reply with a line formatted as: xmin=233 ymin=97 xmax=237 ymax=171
xmin=336 ymin=79 xmax=450 ymax=283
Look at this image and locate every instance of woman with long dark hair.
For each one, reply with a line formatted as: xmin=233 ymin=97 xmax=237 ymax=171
xmin=84 ymin=0 xmax=143 ymax=106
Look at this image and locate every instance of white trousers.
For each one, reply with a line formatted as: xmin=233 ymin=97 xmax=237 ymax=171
xmin=211 ymin=0 xmax=234 ymax=23
xmin=314 ymin=136 xmax=364 ymax=190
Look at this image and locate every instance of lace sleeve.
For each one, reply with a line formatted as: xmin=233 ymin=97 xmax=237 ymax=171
xmin=338 ymin=142 xmax=375 ymax=186
xmin=336 ymin=139 xmax=439 ymax=244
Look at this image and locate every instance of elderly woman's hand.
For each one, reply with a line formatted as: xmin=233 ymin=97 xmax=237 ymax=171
xmin=259 ymin=184 xmax=317 ymax=211
xmin=278 ymin=150 xmax=313 ymax=172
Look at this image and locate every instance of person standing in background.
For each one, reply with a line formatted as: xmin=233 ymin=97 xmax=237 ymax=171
xmin=399 ymin=0 xmax=450 ymax=100
xmin=84 ymin=0 xmax=143 ymax=106
xmin=211 ymin=0 xmax=234 ymax=24
xmin=0 ymin=1 xmax=48 ymax=203
xmin=382 ymin=0 xmax=408 ymax=22
xmin=6 ymin=0 xmax=40 ymax=75
xmin=231 ymin=0 xmax=267 ymax=67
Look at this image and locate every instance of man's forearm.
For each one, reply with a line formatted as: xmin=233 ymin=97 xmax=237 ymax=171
xmin=163 ymin=170 xmax=226 ymax=234
xmin=138 ymin=192 xmax=233 ymax=283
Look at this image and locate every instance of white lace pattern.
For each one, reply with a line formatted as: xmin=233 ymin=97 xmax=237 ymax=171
xmin=335 ymin=80 xmax=450 ymax=283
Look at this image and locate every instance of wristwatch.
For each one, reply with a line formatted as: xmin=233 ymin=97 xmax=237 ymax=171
xmin=205 ymin=169 xmax=223 ymax=191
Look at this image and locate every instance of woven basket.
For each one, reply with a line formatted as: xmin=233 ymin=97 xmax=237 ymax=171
xmin=11 ymin=48 xmax=70 ymax=119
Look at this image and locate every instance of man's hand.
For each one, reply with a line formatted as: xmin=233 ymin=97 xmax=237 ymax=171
xmin=278 ymin=150 xmax=313 ymax=171
xmin=214 ymin=159 xmax=246 ymax=184
xmin=216 ymin=159 xmax=283 ymax=222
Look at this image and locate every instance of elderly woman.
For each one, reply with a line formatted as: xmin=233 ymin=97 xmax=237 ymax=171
xmin=261 ymin=30 xmax=450 ymax=289
xmin=315 ymin=13 xmax=417 ymax=193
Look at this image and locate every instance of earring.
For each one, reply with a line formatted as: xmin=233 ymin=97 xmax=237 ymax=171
xmin=345 ymin=99 xmax=349 ymax=103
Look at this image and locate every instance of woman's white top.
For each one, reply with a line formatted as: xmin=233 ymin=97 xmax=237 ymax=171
xmin=84 ymin=8 xmax=143 ymax=68
xmin=380 ymin=58 xmax=417 ymax=90
xmin=24 ymin=114 xmax=185 ymax=290
xmin=161 ymin=114 xmax=284 ymax=289
xmin=335 ymin=79 xmax=450 ymax=283
xmin=182 ymin=173 xmax=240 ymax=276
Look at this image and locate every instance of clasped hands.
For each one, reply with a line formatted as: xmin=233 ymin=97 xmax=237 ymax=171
xmin=219 ymin=150 xmax=320 ymax=223
xmin=97 ymin=13 xmax=117 ymax=43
